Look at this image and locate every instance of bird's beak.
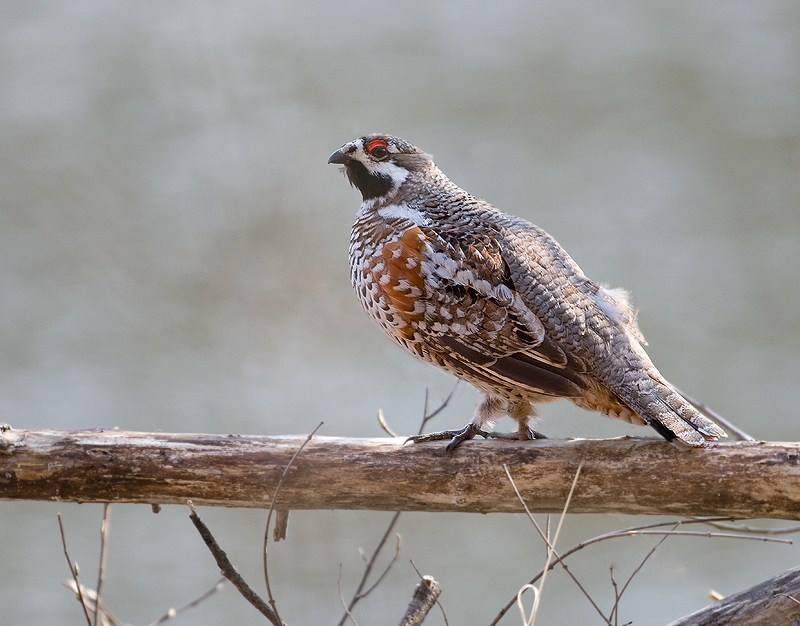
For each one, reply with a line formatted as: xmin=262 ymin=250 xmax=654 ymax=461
xmin=328 ymin=149 xmax=350 ymax=165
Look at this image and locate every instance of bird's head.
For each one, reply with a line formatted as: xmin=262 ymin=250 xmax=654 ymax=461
xmin=328 ymin=134 xmax=434 ymax=202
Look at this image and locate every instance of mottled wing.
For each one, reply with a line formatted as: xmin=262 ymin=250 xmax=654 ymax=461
xmin=417 ymin=226 xmax=588 ymax=398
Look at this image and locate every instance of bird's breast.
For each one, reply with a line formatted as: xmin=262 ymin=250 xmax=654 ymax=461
xmin=350 ymin=221 xmax=430 ymax=344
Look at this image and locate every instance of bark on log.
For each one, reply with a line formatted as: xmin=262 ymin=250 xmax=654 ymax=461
xmin=398 ymin=576 xmax=441 ymax=626
xmin=663 ymin=565 xmax=800 ymax=626
xmin=1 ymin=428 xmax=800 ymax=519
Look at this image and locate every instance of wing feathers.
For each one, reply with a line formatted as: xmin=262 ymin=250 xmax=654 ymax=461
xmin=439 ymin=336 xmax=586 ymax=398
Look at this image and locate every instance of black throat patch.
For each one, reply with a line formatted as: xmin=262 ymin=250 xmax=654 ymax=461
xmin=346 ymin=161 xmax=393 ymax=201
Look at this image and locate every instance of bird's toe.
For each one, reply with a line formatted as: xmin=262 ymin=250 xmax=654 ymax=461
xmin=406 ymin=423 xmax=489 ymax=452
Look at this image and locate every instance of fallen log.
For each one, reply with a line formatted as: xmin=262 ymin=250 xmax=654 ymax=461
xmin=2 ymin=428 xmax=799 ymax=519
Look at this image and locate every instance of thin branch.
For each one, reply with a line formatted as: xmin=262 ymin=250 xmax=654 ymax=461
xmin=187 ymin=500 xmax=282 ymax=626
xmin=361 ymin=533 xmax=403 ymax=598
xmin=410 ymin=559 xmax=449 ymax=626
xmin=263 ymin=421 xmax=323 ymax=625
xmin=377 ymin=409 xmax=398 ymax=438
xmin=609 ymin=525 xmax=676 ymax=624
xmin=58 ymin=513 xmax=94 ymax=626
xmin=504 ymin=465 xmax=610 ymax=625
xmin=609 ymin=568 xmax=619 ymax=626
xmin=560 ymin=516 xmax=792 ymax=548
xmin=336 ymin=513 xmax=403 ymax=625
xmin=338 ymin=565 xmax=359 ymax=626
xmin=420 ymin=382 xmax=459 ymax=429
xmin=62 ymin=581 xmax=125 ymax=626
xmin=776 ymin=593 xmax=800 ymax=606
xmin=337 ymin=388 xmax=455 ymax=626
xmin=693 ymin=518 xmax=800 ymax=536
xmin=529 ymin=462 xmax=582 ymax=625
xmin=610 ymin=529 xmax=790 ymax=543
xmin=676 ymin=387 xmax=755 ymax=441
xmin=147 ymin=578 xmax=226 ymax=626
xmin=490 ymin=516 xmax=790 ymax=626
xmin=94 ymin=503 xmax=111 ymax=626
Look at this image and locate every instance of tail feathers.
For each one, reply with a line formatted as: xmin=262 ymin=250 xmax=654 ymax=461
xmin=638 ymin=382 xmax=727 ymax=447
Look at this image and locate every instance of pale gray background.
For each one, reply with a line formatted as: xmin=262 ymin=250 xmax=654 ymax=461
xmin=2 ymin=1 xmax=799 ymax=624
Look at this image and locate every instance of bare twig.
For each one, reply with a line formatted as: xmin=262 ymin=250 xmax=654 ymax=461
xmin=63 ymin=504 xmax=225 ymax=626
xmin=378 ymin=409 xmax=398 ymax=438
xmin=693 ymin=518 xmax=800 ymax=536
xmin=777 ymin=593 xmax=800 ymax=606
xmin=490 ymin=516 xmax=790 ymax=626
xmin=608 ymin=525 xmax=676 ymax=624
xmin=608 ymin=529 xmax=790 ymax=543
xmin=58 ymin=513 xmax=94 ymax=626
xmin=62 ymin=581 xmax=125 ymax=626
xmin=147 ymin=577 xmax=226 ymax=626
xmin=504 ymin=465 xmax=610 ymax=625
xmin=397 ymin=573 xmax=442 ymax=626
xmin=187 ymin=501 xmax=282 ymax=625
xmin=338 ymin=565 xmax=359 ymax=626
xmin=94 ymin=503 xmax=111 ymax=626
xmin=410 ymin=560 xmax=449 ymax=626
xmin=529 ymin=462 xmax=582 ymax=625
xmin=336 ymin=513 xmax=403 ymax=626
xmin=420 ymin=382 xmax=459 ymax=430
xmin=263 ymin=421 xmax=323 ymax=625
xmin=609 ymin=568 xmax=619 ymax=626
xmin=337 ymin=388 xmax=455 ymax=626
xmin=363 ymin=534 xmax=403 ymax=598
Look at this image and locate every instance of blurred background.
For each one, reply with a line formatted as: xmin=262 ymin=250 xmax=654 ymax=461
xmin=2 ymin=1 xmax=799 ymax=624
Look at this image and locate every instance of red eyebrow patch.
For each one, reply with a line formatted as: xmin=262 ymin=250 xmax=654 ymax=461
xmin=367 ymin=139 xmax=388 ymax=152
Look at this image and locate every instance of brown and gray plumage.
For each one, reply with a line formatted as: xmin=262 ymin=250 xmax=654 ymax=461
xmin=329 ymin=134 xmax=726 ymax=451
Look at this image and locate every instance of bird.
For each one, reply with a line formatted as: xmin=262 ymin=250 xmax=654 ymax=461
xmin=329 ymin=134 xmax=726 ymax=451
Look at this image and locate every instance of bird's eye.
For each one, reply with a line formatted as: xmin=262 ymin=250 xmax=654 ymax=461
xmin=367 ymin=139 xmax=389 ymax=160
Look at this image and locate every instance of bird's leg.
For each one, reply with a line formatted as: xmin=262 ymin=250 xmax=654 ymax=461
xmin=406 ymin=394 xmax=506 ymax=452
xmin=484 ymin=425 xmax=548 ymax=441
xmin=484 ymin=402 xmax=547 ymax=441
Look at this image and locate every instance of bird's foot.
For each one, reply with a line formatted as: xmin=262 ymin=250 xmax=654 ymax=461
xmin=485 ymin=425 xmax=548 ymax=442
xmin=406 ymin=423 xmax=490 ymax=452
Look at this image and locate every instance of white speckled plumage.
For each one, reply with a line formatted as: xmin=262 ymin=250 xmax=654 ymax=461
xmin=330 ymin=134 xmax=726 ymax=450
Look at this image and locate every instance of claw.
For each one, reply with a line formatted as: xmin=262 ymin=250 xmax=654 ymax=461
xmin=405 ymin=423 xmax=490 ymax=452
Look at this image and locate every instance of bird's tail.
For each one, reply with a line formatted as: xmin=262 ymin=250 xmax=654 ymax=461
xmin=627 ymin=378 xmax=727 ymax=447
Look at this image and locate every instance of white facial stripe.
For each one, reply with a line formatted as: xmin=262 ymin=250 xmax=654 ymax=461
xmin=363 ymin=159 xmax=409 ymax=187
xmin=355 ymin=139 xmax=410 ymax=186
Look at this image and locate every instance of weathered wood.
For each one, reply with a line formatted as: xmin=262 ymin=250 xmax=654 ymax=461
xmin=663 ymin=565 xmax=800 ymax=626
xmin=398 ymin=576 xmax=441 ymax=626
xmin=1 ymin=428 xmax=800 ymax=518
